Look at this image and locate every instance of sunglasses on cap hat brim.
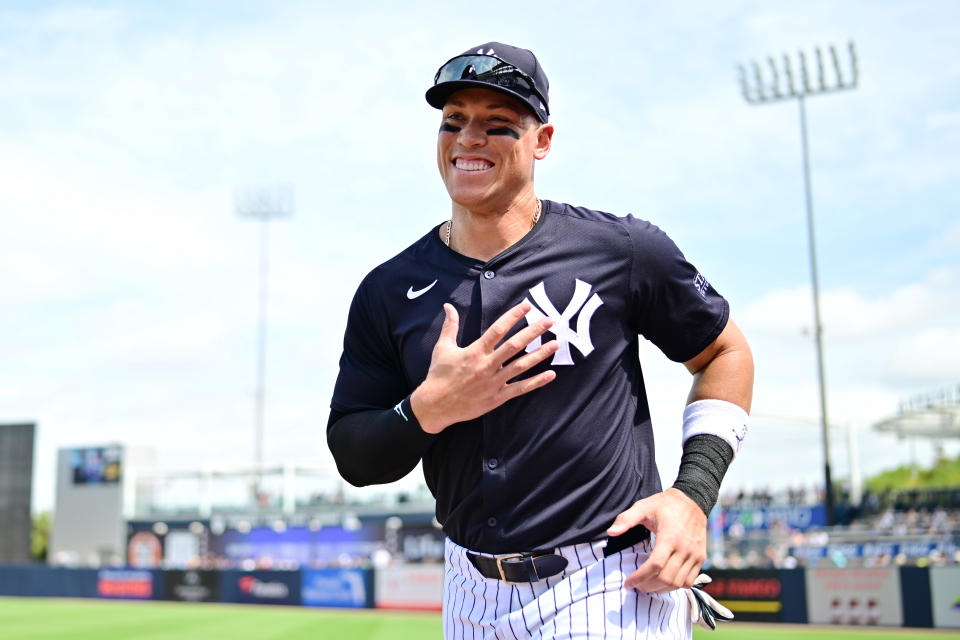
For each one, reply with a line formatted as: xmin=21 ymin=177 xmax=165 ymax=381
xmin=429 ymin=54 xmax=550 ymax=121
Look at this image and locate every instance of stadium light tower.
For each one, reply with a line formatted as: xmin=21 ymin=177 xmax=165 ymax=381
xmin=873 ymin=385 xmax=960 ymax=452
xmin=737 ymin=43 xmax=859 ymax=525
xmin=236 ymin=185 xmax=293 ymax=498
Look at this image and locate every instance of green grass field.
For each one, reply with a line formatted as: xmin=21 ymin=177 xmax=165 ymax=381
xmin=0 ymin=597 xmax=957 ymax=639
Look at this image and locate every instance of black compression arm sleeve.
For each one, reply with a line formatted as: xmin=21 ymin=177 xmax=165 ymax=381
xmin=671 ymin=434 xmax=734 ymax=516
xmin=326 ymin=396 xmax=437 ymax=487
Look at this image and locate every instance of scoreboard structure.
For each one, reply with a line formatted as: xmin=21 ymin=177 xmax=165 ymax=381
xmin=0 ymin=423 xmax=35 ymax=563
xmin=49 ymin=444 xmax=155 ymax=566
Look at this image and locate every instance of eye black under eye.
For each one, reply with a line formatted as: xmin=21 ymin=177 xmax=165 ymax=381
xmin=486 ymin=127 xmax=520 ymax=139
xmin=440 ymin=123 xmax=461 ymax=133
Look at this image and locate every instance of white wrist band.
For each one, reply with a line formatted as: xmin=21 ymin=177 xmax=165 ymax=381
xmin=682 ymin=399 xmax=749 ymax=457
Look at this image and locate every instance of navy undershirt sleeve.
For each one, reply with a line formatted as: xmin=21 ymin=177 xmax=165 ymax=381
xmin=327 ymin=398 xmax=436 ymax=487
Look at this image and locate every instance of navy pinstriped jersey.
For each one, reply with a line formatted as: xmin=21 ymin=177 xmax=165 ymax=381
xmin=330 ymin=199 xmax=729 ymax=553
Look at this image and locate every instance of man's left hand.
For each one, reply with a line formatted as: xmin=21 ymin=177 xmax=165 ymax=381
xmin=606 ymin=488 xmax=707 ymax=593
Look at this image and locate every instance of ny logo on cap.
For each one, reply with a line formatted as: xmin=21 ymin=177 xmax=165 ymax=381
xmin=523 ymin=279 xmax=603 ymax=366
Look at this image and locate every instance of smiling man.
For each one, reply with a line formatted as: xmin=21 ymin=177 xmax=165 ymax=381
xmin=327 ymin=42 xmax=753 ymax=639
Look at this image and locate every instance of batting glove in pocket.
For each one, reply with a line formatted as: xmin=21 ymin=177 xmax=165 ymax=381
xmin=685 ymin=574 xmax=735 ymax=631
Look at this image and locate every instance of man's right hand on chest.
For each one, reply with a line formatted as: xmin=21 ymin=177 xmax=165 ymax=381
xmin=411 ymin=301 xmax=559 ymax=434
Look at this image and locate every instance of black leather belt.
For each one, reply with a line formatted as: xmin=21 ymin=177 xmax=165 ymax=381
xmin=467 ymin=552 xmax=568 ymax=583
xmin=603 ymin=524 xmax=651 ymax=557
xmin=466 ymin=526 xmax=650 ymax=584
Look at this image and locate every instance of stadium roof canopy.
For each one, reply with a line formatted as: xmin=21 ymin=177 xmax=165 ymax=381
xmin=872 ymin=384 xmax=960 ymax=440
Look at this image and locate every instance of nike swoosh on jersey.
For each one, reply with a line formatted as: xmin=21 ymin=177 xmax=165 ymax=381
xmin=406 ymin=279 xmax=438 ymax=300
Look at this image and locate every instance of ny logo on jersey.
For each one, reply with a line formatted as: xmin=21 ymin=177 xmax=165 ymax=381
xmin=523 ymin=279 xmax=603 ymax=366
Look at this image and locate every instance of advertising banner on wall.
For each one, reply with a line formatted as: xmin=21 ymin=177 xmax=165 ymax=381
xmin=805 ymin=568 xmax=902 ymax=626
xmin=210 ymin=525 xmax=384 ymax=567
xmin=930 ymin=566 xmax=960 ymax=629
xmin=219 ymin=570 xmax=301 ymax=606
xmin=302 ymin=569 xmax=373 ymax=609
xmin=699 ymin=569 xmax=783 ymax=622
xmin=375 ymin=564 xmax=443 ymax=611
xmin=789 ymin=541 xmax=957 ymax=563
xmin=97 ymin=569 xmax=154 ymax=599
xmin=723 ymin=505 xmax=826 ymax=532
xmin=399 ymin=527 xmax=445 ymax=563
xmin=163 ymin=570 xmax=220 ymax=603
xmin=126 ymin=520 xmax=210 ymax=570
xmin=127 ymin=530 xmax=164 ymax=569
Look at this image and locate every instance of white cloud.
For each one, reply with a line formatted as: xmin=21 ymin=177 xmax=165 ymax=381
xmin=0 ymin=6 xmax=122 ymax=32
xmin=931 ymin=219 xmax=960 ymax=254
xmin=926 ymin=111 xmax=960 ymax=130
xmin=887 ymin=328 xmax=960 ymax=385
xmin=741 ymin=267 xmax=959 ymax=339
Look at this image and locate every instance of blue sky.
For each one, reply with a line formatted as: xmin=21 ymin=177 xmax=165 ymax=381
xmin=2 ymin=1 xmax=958 ymax=513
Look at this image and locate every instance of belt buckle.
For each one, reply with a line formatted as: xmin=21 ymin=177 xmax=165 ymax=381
xmin=495 ymin=553 xmax=525 ymax=583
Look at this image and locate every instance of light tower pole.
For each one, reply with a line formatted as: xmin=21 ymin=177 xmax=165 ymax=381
xmin=737 ymin=43 xmax=859 ymax=525
xmin=236 ymin=185 xmax=293 ymax=501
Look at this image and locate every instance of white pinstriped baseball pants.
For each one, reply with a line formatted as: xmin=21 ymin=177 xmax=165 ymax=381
xmin=443 ymin=537 xmax=692 ymax=640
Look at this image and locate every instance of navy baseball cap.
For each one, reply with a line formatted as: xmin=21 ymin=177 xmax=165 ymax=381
xmin=426 ymin=42 xmax=550 ymax=123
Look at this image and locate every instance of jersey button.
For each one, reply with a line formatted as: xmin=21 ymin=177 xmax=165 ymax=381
xmin=487 ymin=517 xmax=498 ymax=527
xmin=483 ymin=270 xmax=495 ymax=279
xmin=487 ymin=458 xmax=499 ymax=470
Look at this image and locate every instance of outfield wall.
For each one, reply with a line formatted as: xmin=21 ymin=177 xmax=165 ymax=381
xmin=0 ymin=564 xmax=956 ymax=629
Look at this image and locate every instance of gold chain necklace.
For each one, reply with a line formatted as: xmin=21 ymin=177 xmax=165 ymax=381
xmin=444 ymin=199 xmax=542 ymax=248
